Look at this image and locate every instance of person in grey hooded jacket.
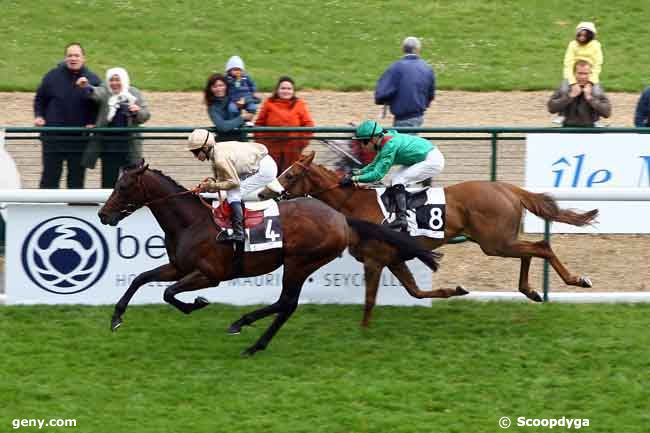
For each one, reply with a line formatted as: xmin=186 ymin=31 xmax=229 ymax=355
xmin=77 ymin=67 xmax=150 ymax=187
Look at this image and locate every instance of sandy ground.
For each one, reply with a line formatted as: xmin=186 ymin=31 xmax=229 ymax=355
xmin=1 ymin=91 xmax=648 ymax=294
xmin=1 ymin=89 xmax=641 ymax=127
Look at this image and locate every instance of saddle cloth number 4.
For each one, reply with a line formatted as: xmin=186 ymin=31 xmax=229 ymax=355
xmin=247 ymin=216 xmax=282 ymax=248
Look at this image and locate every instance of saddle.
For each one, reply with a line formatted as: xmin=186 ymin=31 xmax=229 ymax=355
xmin=212 ymin=201 xmax=264 ymax=229
xmin=381 ymin=187 xmax=428 ymax=213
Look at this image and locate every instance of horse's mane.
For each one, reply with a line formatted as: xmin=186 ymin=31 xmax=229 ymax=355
xmin=311 ymin=162 xmax=340 ymax=181
xmin=122 ymin=161 xmax=187 ymax=193
xmin=147 ymin=168 xmax=188 ymax=192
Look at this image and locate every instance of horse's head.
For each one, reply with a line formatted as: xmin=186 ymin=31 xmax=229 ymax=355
xmin=259 ymin=152 xmax=320 ymax=200
xmin=98 ymin=160 xmax=150 ymax=226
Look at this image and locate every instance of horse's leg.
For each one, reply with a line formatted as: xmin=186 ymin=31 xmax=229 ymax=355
xmin=111 ymin=263 xmax=180 ymax=331
xmin=517 ymin=256 xmax=542 ymax=302
xmin=228 ymin=300 xmax=284 ymax=334
xmin=387 ymin=262 xmax=469 ymax=299
xmin=361 ymin=260 xmax=382 ymax=328
xmin=499 ymin=240 xmax=592 ymax=301
xmin=162 ymin=270 xmax=216 ymax=314
xmin=241 ymin=256 xmax=335 ymax=356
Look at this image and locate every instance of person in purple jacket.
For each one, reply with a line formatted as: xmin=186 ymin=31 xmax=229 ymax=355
xmin=374 ymin=36 xmax=436 ymax=129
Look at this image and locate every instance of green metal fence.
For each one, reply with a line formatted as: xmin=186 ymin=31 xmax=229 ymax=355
xmin=2 ymin=125 xmax=649 ymax=297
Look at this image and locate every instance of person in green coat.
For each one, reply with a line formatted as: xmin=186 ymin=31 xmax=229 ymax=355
xmin=340 ymin=120 xmax=445 ymax=231
xmin=77 ymin=67 xmax=150 ymax=188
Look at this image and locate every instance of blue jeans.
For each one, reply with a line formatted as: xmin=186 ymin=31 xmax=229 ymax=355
xmin=228 ymin=100 xmax=257 ymax=117
xmin=394 ymin=115 xmax=424 ymax=134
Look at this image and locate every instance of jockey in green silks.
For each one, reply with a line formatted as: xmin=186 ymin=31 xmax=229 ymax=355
xmin=340 ymin=120 xmax=445 ymax=231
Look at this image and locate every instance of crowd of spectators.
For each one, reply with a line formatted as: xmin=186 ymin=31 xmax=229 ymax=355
xmin=30 ymin=26 xmax=650 ymax=189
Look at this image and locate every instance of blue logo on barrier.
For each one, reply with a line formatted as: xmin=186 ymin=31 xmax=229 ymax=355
xmin=21 ymin=216 xmax=109 ymax=295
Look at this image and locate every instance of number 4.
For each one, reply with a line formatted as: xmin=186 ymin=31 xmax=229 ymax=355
xmin=265 ymin=219 xmax=280 ymax=242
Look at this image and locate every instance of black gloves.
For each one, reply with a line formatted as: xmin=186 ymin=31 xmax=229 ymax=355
xmin=339 ymin=174 xmax=355 ymax=187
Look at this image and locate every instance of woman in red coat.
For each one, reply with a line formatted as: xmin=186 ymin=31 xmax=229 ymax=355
xmin=254 ymin=76 xmax=314 ymax=172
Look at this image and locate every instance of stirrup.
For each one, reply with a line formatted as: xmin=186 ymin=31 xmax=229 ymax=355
xmin=387 ymin=216 xmax=408 ymax=232
xmin=216 ymin=230 xmax=245 ymax=243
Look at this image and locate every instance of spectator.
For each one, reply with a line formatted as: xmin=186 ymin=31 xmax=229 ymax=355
xmin=375 ymin=36 xmax=435 ymax=128
xmin=554 ymin=21 xmax=604 ymax=124
xmin=562 ymin=22 xmax=603 ymax=93
xmin=634 ymin=87 xmax=650 ymax=127
xmin=33 ymin=42 xmax=101 ymax=188
xmin=204 ymin=73 xmax=253 ymax=142
xmin=77 ymin=67 xmax=150 ymax=188
xmin=224 ymin=56 xmax=259 ymax=124
xmin=254 ymin=76 xmax=315 ymax=172
xmin=547 ymin=60 xmax=611 ymax=127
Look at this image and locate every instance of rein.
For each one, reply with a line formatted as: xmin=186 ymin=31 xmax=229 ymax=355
xmin=120 ymin=179 xmax=202 ymax=217
xmin=281 ymin=161 xmax=355 ymax=211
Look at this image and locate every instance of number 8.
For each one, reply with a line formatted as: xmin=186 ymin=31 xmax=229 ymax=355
xmin=428 ymin=207 xmax=443 ymax=229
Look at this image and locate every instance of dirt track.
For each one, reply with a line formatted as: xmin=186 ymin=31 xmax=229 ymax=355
xmin=1 ymin=91 xmax=648 ymax=293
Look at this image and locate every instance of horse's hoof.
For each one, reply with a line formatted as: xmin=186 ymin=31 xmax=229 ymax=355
xmin=227 ymin=323 xmax=242 ymax=335
xmin=194 ymin=296 xmax=210 ymax=310
xmin=241 ymin=346 xmax=260 ymax=357
xmin=455 ymin=285 xmax=470 ymax=296
xmin=111 ymin=317 xmax=122 ymax=332
xmin=529 ymin=291 xmax=543 ymax=303
xmin=580 ymin=277 xmax=593 ymax=288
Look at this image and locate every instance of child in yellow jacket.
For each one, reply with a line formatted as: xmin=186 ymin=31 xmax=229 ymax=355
xmin=554 ymin=21 xmax=604 ymax=124
xmin=563 ymin=22 xmax=603 ymax=86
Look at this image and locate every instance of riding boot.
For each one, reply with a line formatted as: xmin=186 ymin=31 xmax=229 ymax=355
xmin=387 ymin=184 xmax=409 ymax=232
xmin=217 ymin=201 xmax=246 ymax=243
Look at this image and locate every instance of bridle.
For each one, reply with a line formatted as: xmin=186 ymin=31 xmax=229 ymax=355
xmin=278 ymin=161 xmax=356 ymax=211
xmin=116 ymin=169 xmax=200 ymax=218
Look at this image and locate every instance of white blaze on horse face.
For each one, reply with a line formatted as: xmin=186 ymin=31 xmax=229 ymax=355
xmin=266 ymin=178 xmax=285 ymax=194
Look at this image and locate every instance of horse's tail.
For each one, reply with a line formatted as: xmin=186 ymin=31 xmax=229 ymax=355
xmin=346 ymin=217 xmax=442 ymax=272
xmin=515 ymin=187 xmax=599 ymax=227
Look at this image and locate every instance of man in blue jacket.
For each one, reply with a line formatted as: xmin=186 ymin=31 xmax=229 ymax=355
xmin=34 ymin=42 xmax=101 ymax=188
xmin=374 ymin=36 xmax=435 ymax=128
xmin=634 ymin=87 xmax=650 ymax=127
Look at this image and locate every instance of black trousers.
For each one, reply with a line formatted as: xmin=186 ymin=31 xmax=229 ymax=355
xmin=39 ymin=135 xmax=87 ymax=189
xmin=101 ymin=139 xmax=131 ymax=188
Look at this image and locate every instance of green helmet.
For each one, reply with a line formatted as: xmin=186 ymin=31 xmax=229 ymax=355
xmin=353 ymin=120 xmax=383 ymax=140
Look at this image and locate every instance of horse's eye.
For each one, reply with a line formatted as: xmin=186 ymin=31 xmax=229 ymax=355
xmin=285 ymin=173 xmax=294 ymax=180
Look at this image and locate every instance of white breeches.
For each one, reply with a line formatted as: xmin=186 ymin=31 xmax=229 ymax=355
xmin=390 ymin=148 xmax=445 ymax=186
xmin=226 ymin=155 xmax=278 ymax=202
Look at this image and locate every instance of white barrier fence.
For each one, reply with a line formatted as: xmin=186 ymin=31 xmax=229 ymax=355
xmin=1 ymin=188 xmax=649 ymax=304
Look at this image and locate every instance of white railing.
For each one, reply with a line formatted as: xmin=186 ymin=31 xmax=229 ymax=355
xmin=531 ymin=187 xmax=650 ymax=201
xmin=1 ymin=187 xmax=649 ymax=304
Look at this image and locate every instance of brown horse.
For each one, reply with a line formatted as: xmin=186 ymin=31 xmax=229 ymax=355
xmin=259 ymin=152 xmax=599 ymax=326
xmin=98 ymin=161 xmax=441 ymax=355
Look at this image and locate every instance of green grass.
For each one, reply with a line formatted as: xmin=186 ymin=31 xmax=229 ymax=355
xmin=1 ymin=302 xmax=649 ymax=433
xmin=1 ymin=1 xmax=648 ymax=92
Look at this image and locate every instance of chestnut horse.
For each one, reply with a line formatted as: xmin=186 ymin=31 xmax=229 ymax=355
xmin=259 ymin=152 xmax=599 ymax=326
xmin=98 ymin=161 xmax=441 ymax=355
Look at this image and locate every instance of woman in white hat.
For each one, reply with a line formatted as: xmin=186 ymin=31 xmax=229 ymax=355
xmin=187 ymin=129 xmax=279 ymax=243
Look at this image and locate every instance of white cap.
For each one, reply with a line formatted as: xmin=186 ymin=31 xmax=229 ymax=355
xmin=187 ymin=129 xmax=215 ymax=151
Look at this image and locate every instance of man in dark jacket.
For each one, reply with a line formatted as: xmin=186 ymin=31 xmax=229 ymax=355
xmin=634 ymin=87 xmax=650 ymax=127
xmin=34 ymin=42 xmax=101 ymax=188
xmin=548 ymin=60 xmax=611 ymax=127
xmin=374 ymin=36 xmax=435 ymax=128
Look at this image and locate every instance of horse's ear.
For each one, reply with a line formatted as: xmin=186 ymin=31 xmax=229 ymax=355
xmin=301 ymin=151 xmax=316 ymax=165
xmin=133 ymin=163 xmax=148 ymax=175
